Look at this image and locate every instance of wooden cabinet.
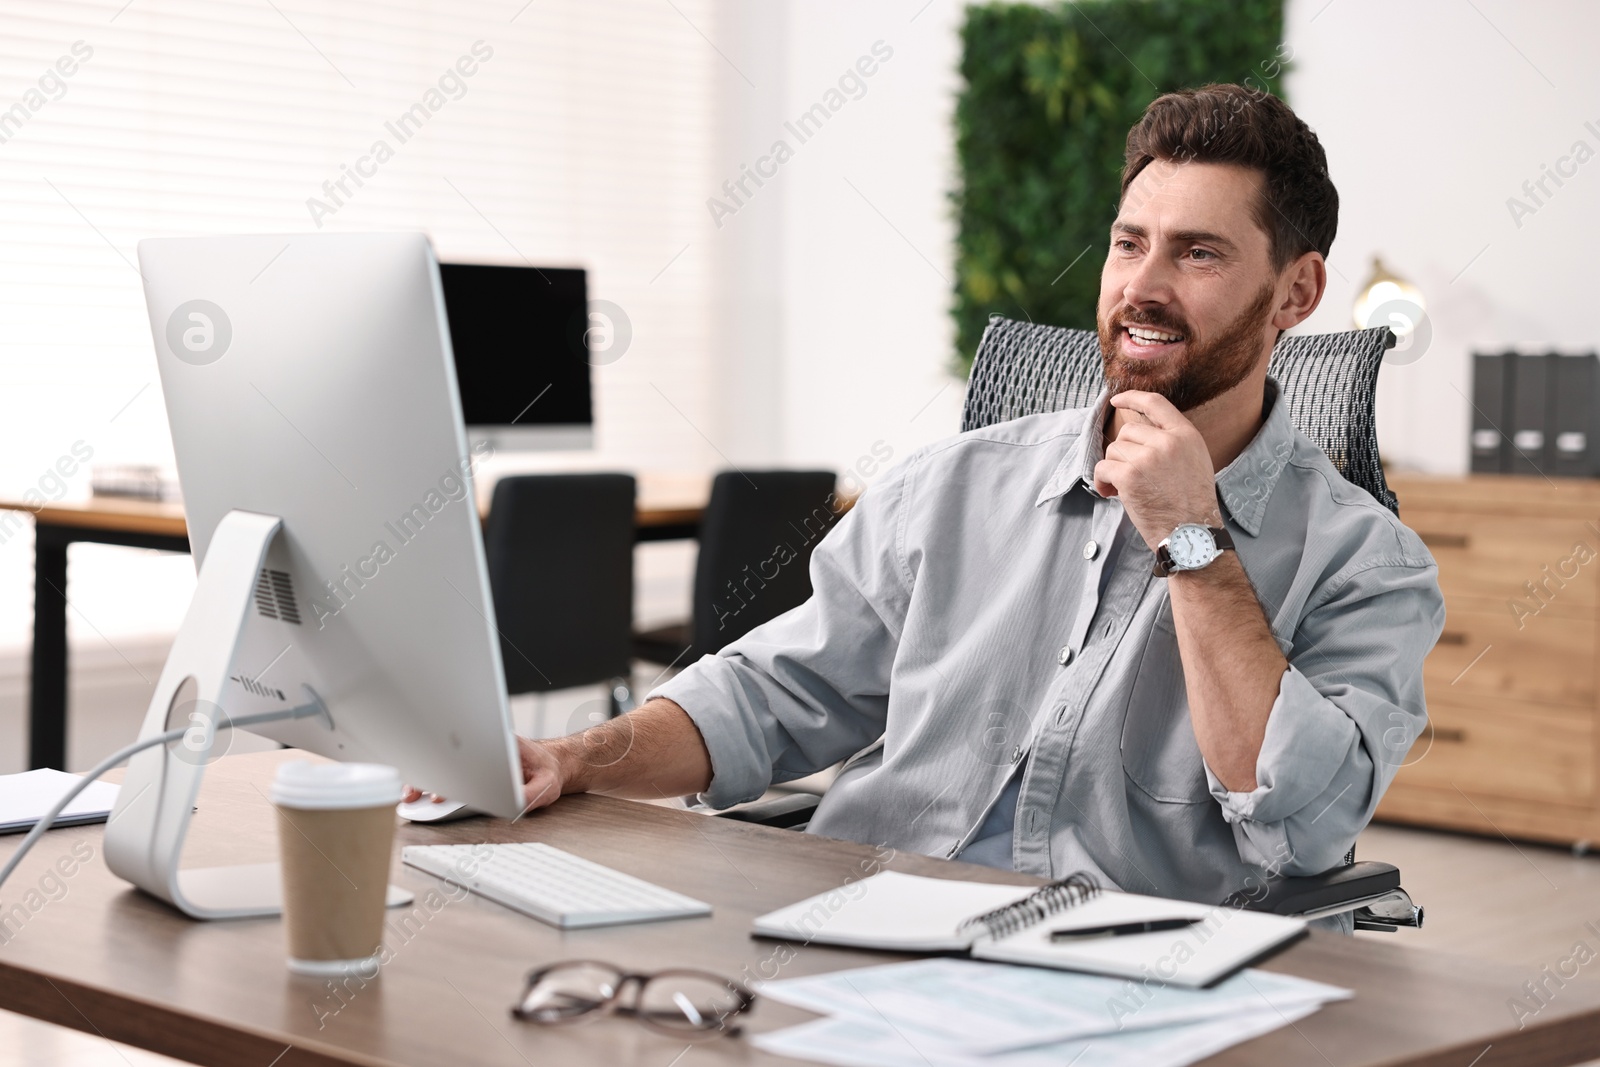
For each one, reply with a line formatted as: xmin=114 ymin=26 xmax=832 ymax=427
xmin=1379 ymin=475 xmax=1600 ymax=846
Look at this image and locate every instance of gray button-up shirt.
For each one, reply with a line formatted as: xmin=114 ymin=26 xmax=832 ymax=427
xmin=653 ymin=382 xmax=1444 ymax=905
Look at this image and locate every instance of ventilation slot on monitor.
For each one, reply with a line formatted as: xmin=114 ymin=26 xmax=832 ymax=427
xmin=255 ymin=568 xmax=302 ymax=625
xmin=269 ymin=570 xmax=302 ymax=625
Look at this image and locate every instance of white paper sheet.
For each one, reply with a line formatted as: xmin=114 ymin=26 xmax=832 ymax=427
xmin=758 ymin=958 xmax=1349 ymax=1054
xmin=0 ymin=769 xmax=120 ymax=834
xmin=752 ymin=1003 xmax=1322 ymax=1067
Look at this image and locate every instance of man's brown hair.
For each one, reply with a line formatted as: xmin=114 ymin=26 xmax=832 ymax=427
xmin=1120 ymin=84 xmax=1338 ymax=271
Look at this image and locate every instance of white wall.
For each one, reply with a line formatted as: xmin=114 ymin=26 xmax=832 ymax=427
xmin=1285 ymin=0 xmax=1600 ymax=474
xmin=777 ymin=2 xmax=969 ymax=477
xmin=701 ymin=1 xmax=790 ymax=467
xmin=706 ymin=0 xmax=969 ymax=486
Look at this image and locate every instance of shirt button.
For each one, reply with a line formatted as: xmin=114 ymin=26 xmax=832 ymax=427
xmin=1010 ymin=744 xmax=1024 ymax=764
xmin=1058 ymin=645 xmax=1074 ymax=667
xmin=1083 ymin=539 xmax=1099 ymax=560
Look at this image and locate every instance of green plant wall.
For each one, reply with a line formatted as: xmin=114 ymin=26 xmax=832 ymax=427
xmin=952 ymin=0 xmax=1287 ymax=374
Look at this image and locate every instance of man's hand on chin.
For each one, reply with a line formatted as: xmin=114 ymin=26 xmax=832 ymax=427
xmin=517 ymin=735 xmax=568 ymax=814
xmin=1093 ymin=390 xmax=1220 ymax=549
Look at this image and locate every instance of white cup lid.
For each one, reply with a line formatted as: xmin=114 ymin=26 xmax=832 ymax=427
xmin=269 ymin=760 xmax=403 ymax=810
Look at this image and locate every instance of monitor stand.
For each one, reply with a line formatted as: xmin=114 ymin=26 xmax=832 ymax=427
xmin=102 ymin=509 xmax=414 ymax=920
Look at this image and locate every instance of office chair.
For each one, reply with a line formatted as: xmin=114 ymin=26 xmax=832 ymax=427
xmin=962 ymin=317 xmax=1398 ymax=513
xmin=485 ymin=474 xmax=636 ymax=718
xmin=717 ymin=319 xmax=1424 ymax=932
xmin=634 ymin=469 xmax=839 ymax=669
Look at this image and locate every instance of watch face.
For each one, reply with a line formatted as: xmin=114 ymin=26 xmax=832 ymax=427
xmin=1167 ymin=524 xmax=1216 ymax=569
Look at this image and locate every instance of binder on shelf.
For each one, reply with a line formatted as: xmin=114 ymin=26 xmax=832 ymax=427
xmin=1469 ymin=351 xmax=1511 ymax=474
xmin=1550 ymin=352 xmax=1600 ymax=478
xmin=1508 ymin=352 xmax=1553 ymax=476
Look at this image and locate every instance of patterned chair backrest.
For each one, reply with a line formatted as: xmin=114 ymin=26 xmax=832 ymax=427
xmin=960 ymin=316 xmax=1399 ymax=515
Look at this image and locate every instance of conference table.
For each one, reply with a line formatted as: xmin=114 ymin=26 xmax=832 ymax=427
xmin=0 ymin=748 xmax=1597 ymax=1066
xmin=0 ymin=474 xmax=712 ymax=772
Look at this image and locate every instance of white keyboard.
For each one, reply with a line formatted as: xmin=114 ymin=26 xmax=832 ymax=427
xmin=401 ymin=842 xmax=711 ymax=929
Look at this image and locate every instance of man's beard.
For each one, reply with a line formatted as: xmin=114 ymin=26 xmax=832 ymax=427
xmin=1097 ymin=281 xmax=1277 ymax=412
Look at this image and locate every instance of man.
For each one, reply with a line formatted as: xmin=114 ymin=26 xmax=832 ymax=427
xmin=512 ymin=84 xmax=1444 ymax=911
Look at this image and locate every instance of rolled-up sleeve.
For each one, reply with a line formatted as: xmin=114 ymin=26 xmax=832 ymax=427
xmin=1204 ymin=556 xmax=1445 ymax=874
xmin=649 ymin=458 xmax=917 ymax=809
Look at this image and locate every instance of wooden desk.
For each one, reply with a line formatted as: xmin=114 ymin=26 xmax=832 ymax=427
xmin=1 ymin=750 xmax=1597 ymax=1067
xmin=0 ymin=474 xmax=711 ymax=772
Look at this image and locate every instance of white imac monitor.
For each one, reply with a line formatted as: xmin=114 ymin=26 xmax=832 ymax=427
xmin=105 ymin=232 xmax=525 ymax=920
xmin=438 ymin=262 xmax=594 ymax=453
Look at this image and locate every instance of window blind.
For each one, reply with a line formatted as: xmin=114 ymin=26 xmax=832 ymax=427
xmin=0 ymin=0 xmax=721 ymax=645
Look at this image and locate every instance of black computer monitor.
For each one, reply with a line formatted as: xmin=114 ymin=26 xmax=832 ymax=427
xmin=438 ymin=262 xmax=593 ymax=451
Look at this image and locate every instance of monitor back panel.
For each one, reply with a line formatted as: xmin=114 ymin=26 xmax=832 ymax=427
xmin=138 ymin=231 xmax=523 ymax=818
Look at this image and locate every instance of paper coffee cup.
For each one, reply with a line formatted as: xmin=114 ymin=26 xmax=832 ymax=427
xmin=270 ymin=761 xmax=402 ymax=977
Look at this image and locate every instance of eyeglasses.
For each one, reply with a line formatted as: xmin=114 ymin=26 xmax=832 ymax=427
xmin=511 ymin=960 xmax=755 ymax=1038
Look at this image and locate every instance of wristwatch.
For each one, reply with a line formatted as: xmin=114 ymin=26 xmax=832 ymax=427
xmin=1152 ymin=524 xmax=1235 ymax=577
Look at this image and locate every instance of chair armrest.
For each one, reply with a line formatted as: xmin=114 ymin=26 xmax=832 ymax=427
xmin=714 ymin=793 xmax=820 ymax=829
xmin=1226 ymin=860 xmax=1401 ymax=917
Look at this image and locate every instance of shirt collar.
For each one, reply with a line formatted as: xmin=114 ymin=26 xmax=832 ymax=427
xmin=1034 ymin=391 xmax=1113 ymax=509
xmin=1033 ymin=378 xmax=1293 ymax=538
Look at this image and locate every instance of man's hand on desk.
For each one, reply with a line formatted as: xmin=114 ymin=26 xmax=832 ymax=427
xmin=401 ymin=699 xmax=712 ymax=812
xmin=399 ymin=739 xmax=564 ymax=811
xmin=511 ymin=697 xmax=716 ymax=813
xmin=516 ymin=735 xmax=566 ymax=812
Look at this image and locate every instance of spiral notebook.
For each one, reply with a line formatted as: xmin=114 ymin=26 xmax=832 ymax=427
xmin=751 ymin=871 xmax=1305 ymax=988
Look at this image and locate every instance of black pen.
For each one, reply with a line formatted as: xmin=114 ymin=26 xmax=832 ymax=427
xmin=1050 ymin=918 xmax=1200 ymax=941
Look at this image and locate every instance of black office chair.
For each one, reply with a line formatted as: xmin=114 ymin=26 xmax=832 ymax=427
xmin=485 ymin=474 xmax=636 ymax=717
xmin=719 ymin=320 xmax=1424 ymax=933
xmin=634 ymin=470 xmax=839 ymax=668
